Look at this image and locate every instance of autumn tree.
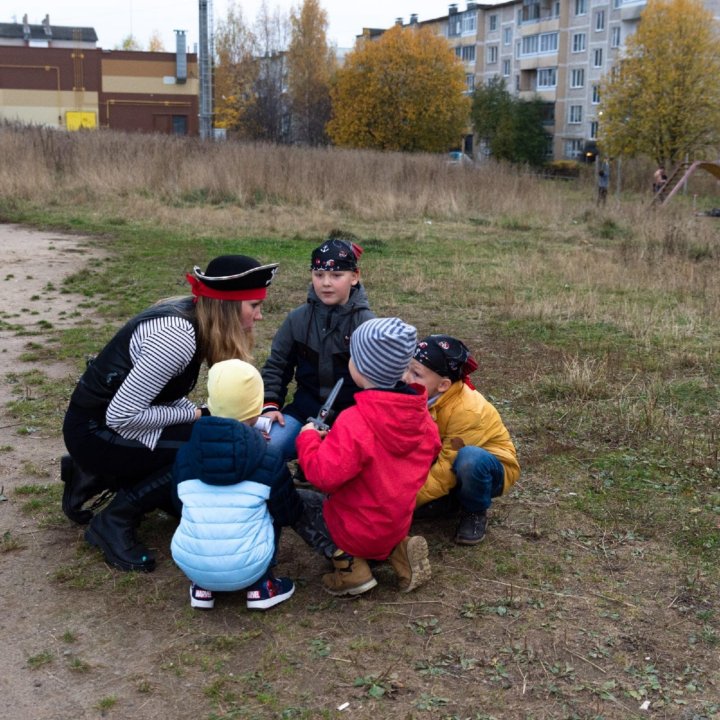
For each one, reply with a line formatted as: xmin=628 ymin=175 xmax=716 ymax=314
xmin=213 ymin=3 xmax=258 ymax=134
xmin=147 ymin=30 xmax=165 ymax=52
xmin=599 ymin=0 xmax=720 ymax=167
xmin=245 ymin=1 xmax=290 ymax=142
xmin=287 ymin=0 xmax=335 ymax=145
xmin=118 ymin=34 xmax=141 ymax=51
xmin=471 ymin=78 xmax=550 ymax=166
xmin=327 ymin=25 xmax=470 ymax=153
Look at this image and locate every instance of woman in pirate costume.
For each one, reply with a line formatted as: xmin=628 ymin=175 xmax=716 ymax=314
xmin=61 ymin=255 xmax=278 ymax=572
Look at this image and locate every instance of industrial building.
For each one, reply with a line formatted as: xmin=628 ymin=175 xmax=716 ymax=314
xmin=0 ymin=14 xmax=199 ymax=135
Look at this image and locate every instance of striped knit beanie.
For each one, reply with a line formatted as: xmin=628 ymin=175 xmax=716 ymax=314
xmin=350 ymin=318 xmax=417 ymax=389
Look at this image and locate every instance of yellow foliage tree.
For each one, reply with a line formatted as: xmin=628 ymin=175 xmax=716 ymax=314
xmin=287 ymin=0 xmax=335 ymax=145
xmin=147 ymin=30 xmax=165 ymax=53
xmin=599 ymin=0 xmax=720 ymax=167
xmin=327 ymin=25 xmax=470 ymax=153
xmin=214 ymin=3 xmax=259 ymax=133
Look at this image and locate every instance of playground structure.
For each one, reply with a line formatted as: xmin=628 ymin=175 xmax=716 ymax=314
xmin=650 ymin=160 xmax=720 ymax=207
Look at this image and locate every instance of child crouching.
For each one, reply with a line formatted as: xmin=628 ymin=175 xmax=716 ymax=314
xmin=171 ymin=360 xmax=303 ymax=610
xmin=292 ymin=318 xmax=441 ymax=596
xmin=405 ymin=335 xmax=520 ymax=545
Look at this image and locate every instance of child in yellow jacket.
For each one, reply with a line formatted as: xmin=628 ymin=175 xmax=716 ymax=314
xmin=404 ymin=335 xmax=520 ymax=545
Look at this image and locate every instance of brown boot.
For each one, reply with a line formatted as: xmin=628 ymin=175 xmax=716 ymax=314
xmin=387 ymin=536 xmax=431 ymax=593
xmin=322 ymin=550 xmax=377 ymax=596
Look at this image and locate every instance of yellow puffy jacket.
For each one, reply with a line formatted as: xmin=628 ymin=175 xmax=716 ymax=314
xmin=416 ymin=380 xmax=520 ymax=507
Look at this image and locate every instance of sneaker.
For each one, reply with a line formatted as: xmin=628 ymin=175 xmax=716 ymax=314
xmin=190 ymin=583 xmax=215 ymax=610
xmin=454 ymin=510 xmax=487 ymax=545
xmin=246 ymin=575 xmax=295 ymax=610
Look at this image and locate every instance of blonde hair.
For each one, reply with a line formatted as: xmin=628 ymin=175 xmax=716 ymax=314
xmin=195 ymin=296 xmax=254 ymax=367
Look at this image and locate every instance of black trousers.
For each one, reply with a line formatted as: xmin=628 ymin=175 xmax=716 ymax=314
xmin=63 ymin=403 xmax=194 ymax=490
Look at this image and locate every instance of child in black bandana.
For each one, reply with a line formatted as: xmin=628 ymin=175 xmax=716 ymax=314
xmin=261 ymin=230 xmax=375 ymax=461
xmin=404 ymin=335 xmax=520 ymax=545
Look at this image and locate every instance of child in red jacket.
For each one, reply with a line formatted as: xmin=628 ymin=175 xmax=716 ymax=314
xmin=293 ymin=317 xmax=441 ymax=597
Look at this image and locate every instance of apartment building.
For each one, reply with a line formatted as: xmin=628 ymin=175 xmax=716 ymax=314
xmin=384 ymin=0 xmax=720 ymax=160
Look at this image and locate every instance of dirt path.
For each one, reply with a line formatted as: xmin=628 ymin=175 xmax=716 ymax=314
xmin=0 ymin=225 xmax=161 ymax=719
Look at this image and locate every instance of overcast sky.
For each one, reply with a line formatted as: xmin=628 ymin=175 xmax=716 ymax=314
xmin=10 ymin=1 xmax=460 ymax=52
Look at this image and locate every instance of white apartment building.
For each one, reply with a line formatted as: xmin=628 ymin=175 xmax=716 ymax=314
xmin=379 ymin=0 xmax=720 ymax=160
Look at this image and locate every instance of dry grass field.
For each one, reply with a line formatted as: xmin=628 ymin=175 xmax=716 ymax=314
xmin=0 ymin=124 xmax=718 ymax=720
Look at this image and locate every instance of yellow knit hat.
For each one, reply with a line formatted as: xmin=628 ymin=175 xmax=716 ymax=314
xmin=206 ymin=359 xmax=264 ymax=422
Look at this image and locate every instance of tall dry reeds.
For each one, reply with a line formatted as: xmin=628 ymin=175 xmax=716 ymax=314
xmin=0 ymin=124 xmax=572 ymax=223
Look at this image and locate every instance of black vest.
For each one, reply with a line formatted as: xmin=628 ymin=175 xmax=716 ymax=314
xmin=70 ymin=298 xmax=201 ymax=413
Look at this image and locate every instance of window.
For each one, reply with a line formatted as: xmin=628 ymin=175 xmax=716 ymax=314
xmin=504 ymin=27 xmax=512 ymax=45
xmin=566 ymin=139 xmax=584 ymax=158
xmin=592 ymin=84 xmax=600 ymax=103
xmin=590 ymin=120 xmax=599 ymax=139
xmin=537 ymin=67 xmax=557 ymax=88
xmin=463 ymin=12 xmax=477 ymax=34
xmin=595 ymin=10 xmax=605 ymax=30
xmin=572 ymin=33 xmax=586 ymax=53
xmin=613 ymin=0 xmax=622 ymax=8
xmin=569 ymin=105 xmax=583 ymax=123
xmin=540 ymin=32 xmax=558 ymax=53
xmin=448 ymin=16 xmax=462 ymax=36
xmin=575 ymin=0 xmax=587 ymax=15
xmin=489 ymin=14 xmax=498 ymax=31
xmin=487 ymin=45 xmax=498 ymax=64
xmin=522 ymin=34 xmax=539 ymax=55
xmin=503 ymin=59 xmax=511 ymax=76
xmin=466 ymin=74 xmax=475 ymax=93
xmin=570 ymin=68 xmax=585 ymax=88
xmin=462 ymin=45 xmax=476 ymax=63
xmin=593 ymin=48 xmax=603 ymax=67
xmin=611 ymin=26 xmax=621 ymax=47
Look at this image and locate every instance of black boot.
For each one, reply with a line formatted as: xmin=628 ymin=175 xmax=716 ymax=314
xmin=83 ymin=467 xmax=174 ymax=572
xmin=454 ymin=510 xmax=488 ymax=545
xmin=84 ymin=489 xmax=156 ymax=572
xmin=61 ymin=454 xmax=113 ymax=525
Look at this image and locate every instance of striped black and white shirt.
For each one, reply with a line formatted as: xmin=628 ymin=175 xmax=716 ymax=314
xmin=105 ymin=316 xmax=198 ymax=449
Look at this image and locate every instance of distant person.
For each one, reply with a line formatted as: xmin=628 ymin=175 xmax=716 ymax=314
xmin=171 ymin=360 xmax=303 ymax=611
xmin=597 ymin=158 xmax=610 ymax=206
xmin=405 ymin=335 xmax=520 ymax=545
xmin=653 ymin=165 xmax=668 ymax=194
xmin=261 ymin=230 xmax=375 ymax=461
xmin=61 ymin=255 xmax=278 ymax=573
xmin=292 ymin=318 xmax=441 ymax=597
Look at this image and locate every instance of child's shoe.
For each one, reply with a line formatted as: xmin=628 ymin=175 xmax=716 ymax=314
xmin=454 ymin=510 xmax=487 ymax=545
xmin=190 ymin=583 xmax=215 ymax=610
xmin=246 ymin=574 xmax=295 ymax=610
xmin=387 ymin=536 xmax=431 ymax=592
xmin=322 ymin=550 xmax=377 ymax=596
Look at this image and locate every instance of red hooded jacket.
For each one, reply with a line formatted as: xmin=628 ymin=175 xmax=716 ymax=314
xmin=297 ymin=385 xmax=441 ymax=560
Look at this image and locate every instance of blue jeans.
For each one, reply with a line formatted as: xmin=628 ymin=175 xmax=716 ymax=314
xmin=267 ymin=414 xmax=304 ymax=461
xmin=452 ymin=446 xmax=505 ymax=513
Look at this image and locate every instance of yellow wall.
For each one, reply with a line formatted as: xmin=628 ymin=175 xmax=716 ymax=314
xmin=0 ymin=89 xmax=99 ymax=128
xmin=101 ymin=58 xmax=199 ymax=96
